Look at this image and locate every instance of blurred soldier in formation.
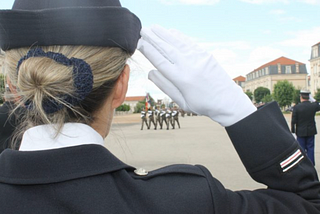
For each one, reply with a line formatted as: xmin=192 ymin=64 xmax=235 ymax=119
xmin=179 ymin=109 xmax=185 ymax=117
xmin=147 ymin=107 xmax=156 ymax=130
xmin=165 ymin=108 xmax=173 ymax=130
xmin=154 ymin=107 xmax=161 ymax=129
xmin=172 ymin=107 xmax=180 ymax=129
xmin=159 ymin=107 xmax=167 ymax=129
xmin=140 ymin=107 xmax=149 ymax=130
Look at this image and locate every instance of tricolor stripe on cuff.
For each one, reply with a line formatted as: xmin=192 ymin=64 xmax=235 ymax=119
xmin=280 ymin=149 xmax=304 ymax=172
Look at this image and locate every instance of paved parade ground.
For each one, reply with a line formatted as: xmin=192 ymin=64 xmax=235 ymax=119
xmin=106 ymin=113 xmax=320 ymax=191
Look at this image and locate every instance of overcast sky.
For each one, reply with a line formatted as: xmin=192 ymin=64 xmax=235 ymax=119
xmin=1 ymin=0 xmax=320 ymax=100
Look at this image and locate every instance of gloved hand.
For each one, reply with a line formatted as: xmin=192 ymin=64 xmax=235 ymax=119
xmin=138 ymin=25 xmax=256 ymax=127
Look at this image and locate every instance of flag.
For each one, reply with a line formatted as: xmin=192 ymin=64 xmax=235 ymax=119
xmin=145 ymin=93 xmax=151 ymax=110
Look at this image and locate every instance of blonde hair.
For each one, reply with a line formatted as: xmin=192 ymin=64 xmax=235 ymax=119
xmin=4 ymin=46 xmax=131 ymax=148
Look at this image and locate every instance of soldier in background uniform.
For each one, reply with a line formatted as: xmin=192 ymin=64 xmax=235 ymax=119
xmin=159 ymin=107 xmax=167 ymax=129
xmin=179 ymin=109 xmax=185 ymax=117
xmin=172 ymin=107 xmax=180 ymax=129
xmin=291 ymin=90 xmax=320 ymax=165
xmin=140 ymin=108 xmax=149 ymax=130
xmin=147 ymin=107 xmax=156 ymax=130
xmin=154 ymin=107 xmax=161 ymax=129
xmin=165 ymin=108 xmax=173 ymax=130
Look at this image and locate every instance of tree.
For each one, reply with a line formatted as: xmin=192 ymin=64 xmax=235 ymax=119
xmin=245 ymin=91 xmax=253 ymax=101
xmin=254 ymin=87 xmax=270 ymax=103
xmin=314 ymin=89 xmax=320 ymax=102
xmin=123 ymin=104 xmax=130 ymax=111
xmin=261 ymin=94 xmax=273 ymax=103
xmin=115 ymin=104 xmax=131 ymax=112
xmin=292 ymin=89 xmax=301 ymax=105
xmin=134 ymin=100 xmax=146 ymax=113
xmin=273 ymin=80 xmax=295 ymax=109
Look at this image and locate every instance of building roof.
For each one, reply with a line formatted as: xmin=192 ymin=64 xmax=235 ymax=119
xmin=249 ymin=56 xmax=305 ymax=75
xmin=312 ymin=42 xmax=320 ymax=47
xmin=233 ymin=75 xmax=246 ymax=82
xmin=124 ymin=96 xmax=145 ymax=102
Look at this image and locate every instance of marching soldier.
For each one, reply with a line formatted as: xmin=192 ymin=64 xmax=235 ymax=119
xmin=147 ymin=107 xmax=157 ymax=130
xmin=154 ymin=107 xmax=161 ymax=130
xmin=179 ymin=109 xmax=185 ymax=117
xmin=159 ymin=107 xmax=167 ymax=129
xmin=165 ymin=108 xmax=173 ymax=130
xmin=140 ymin=108 xmax=149 ymax=130
xmin=172 ymin=107 xmax=180 ymax=129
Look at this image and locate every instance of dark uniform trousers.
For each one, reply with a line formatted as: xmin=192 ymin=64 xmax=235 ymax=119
xmin=291 ymin=101 xmax=320 ymax=165
xmin=0 ymin=102 xmax=319 ymax=213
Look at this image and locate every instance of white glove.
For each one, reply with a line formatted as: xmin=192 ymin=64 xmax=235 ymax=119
xmin=309 ymin=94 xmax=316 ymax=102
xmin=138 ymin=25 xmax=256 ymax=127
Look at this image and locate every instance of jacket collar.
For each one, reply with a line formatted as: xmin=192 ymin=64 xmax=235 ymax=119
xmin=19 ymin=123 xmax=104 ymax=151
xmin=0 ymin=144 xmax=133 ymax=185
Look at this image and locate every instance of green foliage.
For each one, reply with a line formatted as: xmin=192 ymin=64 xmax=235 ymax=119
xmin=134 ymin=100 xmax=146 ymax=113
xmin=254 ymin=87 xmax=270 ymax=103
xmin=116 ymin=104 xmax=130 ymax=112
xmin=314 ymin=89 xmax=320 ymax=102
xmin=261 ymin=94 xmax=273 ymax=103
xmin=292 ymin=89 xmax=301 ymax=105
xmin=245 ymin=91 xmax=253 ymax=101
xmin=273 ymin=80 xmax=295 ymax=108
xmin=0 ymin=74 xmax=5 ymax=104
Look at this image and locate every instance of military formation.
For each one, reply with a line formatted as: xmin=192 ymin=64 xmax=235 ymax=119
xmin=141 ymin=107 xmax=181 ymax=130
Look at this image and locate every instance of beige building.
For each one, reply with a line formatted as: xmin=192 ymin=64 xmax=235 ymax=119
xmin=233 ymin=75 xmax=245 ymax=90
xmin=245 ymin=56 xmax=308 ymax=93
xmin=123 ymin=96 xmax=145 ymax=113
xmin=309 ymin=42 xmax=320 ymax=95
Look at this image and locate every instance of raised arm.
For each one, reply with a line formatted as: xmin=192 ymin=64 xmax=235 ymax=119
xmin=138 ymin=25 xmax=320 ymax=213
xmin=138 ymin=25 xmax=256 ymax=127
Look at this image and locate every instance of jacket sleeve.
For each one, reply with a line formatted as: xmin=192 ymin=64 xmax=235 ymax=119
xmin=202 ymin=101 xmax=320 ymax=214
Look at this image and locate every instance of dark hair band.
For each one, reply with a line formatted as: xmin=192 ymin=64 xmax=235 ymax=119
xmin=17 ymin=48 xmax=93 ymax=114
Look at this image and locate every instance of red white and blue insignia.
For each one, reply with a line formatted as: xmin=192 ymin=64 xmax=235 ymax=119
xmin=280 ymin=149 xmax=304 ymax=172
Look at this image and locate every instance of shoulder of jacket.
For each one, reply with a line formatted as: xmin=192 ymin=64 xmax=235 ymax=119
xmin=130 ymin=164 xmax=206 ymax=180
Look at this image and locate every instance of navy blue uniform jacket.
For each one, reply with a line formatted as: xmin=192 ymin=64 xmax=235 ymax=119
xmin=291 ymin=101 xmax=320 ymax=137
xmin=0 ymin=102 xmax=23 ymax=153
xmin=0 ymin=102 xmax=319 ymax=213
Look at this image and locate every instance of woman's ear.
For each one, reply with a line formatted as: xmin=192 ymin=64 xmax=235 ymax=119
xmin=6 ymin=77 xmax=20 ymax=102
xmin=112 ymin=65 xmax=130 ymax=109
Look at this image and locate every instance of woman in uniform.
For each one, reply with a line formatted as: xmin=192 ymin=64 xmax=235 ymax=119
xmin=0 ymin=0 xmax=319 ymax=213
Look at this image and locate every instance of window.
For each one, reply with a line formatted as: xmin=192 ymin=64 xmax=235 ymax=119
xmin=313 ymin=46 xmax=319 ymax=58
xmin=265 ymin=67 xmax=269 ymax=75
xmin=285 ymin=66 xmax=291 ymax=74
